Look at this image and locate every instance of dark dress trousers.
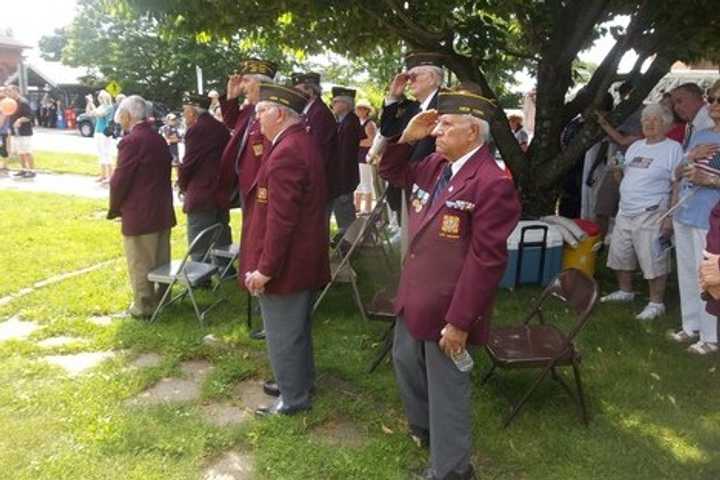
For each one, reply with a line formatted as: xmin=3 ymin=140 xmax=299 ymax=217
xmin=303 ymin=97 xmax=338 ymax=191
xmin=330 ymin=111 xmax=365 ymax=200
xmin=109 ymin=121 xmax=176 ymax=236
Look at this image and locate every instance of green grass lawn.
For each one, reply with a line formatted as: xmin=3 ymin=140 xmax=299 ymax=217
xmin=3 ymin=150 xmax=100 ymax=176
xmin=0 ymin=190 xmax=719 ymax=479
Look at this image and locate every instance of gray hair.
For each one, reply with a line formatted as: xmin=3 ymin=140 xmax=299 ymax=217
xmin=334 ymin=96 xmax=355 ymax=108
xmin=641 ymin=103 xmax=673 ymax=127
xmin=117 ymin=95 xmax=149 ymax=121
xmin=414 ymin=65 xmax=444 ymax=88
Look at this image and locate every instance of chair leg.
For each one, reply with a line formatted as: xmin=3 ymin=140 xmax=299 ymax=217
xmin=551 ymin=367 xmax=575 ymax=400
xmin=503 ymin=363 xmax=554 ymax=428
xmin=350 ymin=276 xmax=369 ymax=323
xmin=480 ymin=363 xmax=497 ymax=385
xmin=312 ymin=282 xmax=332 ymax=314
xmin=368 ymin=320 xmax=395 ymax=373
xmin=185 ymin=285 xmax=205 ymax=328
xmin=246 ymin=291 xmax=253 ymax=331
xmin=150 ymin=280 xmax=176 ymax=323
xmin=572 ymin=360 xmax=590 ymax=425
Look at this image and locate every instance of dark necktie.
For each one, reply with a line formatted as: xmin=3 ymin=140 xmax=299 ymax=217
xmin=430 ymin=163 xmax=453 ymax=206
xmin=682 ymin=123 xmax=694 ymax=151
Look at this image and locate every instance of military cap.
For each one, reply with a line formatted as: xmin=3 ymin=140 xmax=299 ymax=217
xmin=331 ymin=86 xmax=357 ymax=100
xmin=437 ymin=86 xmax=496 ymax=121
xmin=182 ymin=93 xmax=210 ymax=109
xmin=237 ymin=58 xmax=277 ymax=79
xmin=258 ymin=84 xmax=309 ymax=114
xmin=404 ymin=51 xmax=445 ymax=71
xmin=291 ymin=72 xmax=321 ymax=86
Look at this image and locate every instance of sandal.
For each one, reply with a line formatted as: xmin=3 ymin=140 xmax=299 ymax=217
xmin=666 ymin=329 xmax=699 ymax=343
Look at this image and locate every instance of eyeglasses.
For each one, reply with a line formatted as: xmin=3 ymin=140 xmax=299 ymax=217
xmin=707 ymin=96 xmax=720 ymax=105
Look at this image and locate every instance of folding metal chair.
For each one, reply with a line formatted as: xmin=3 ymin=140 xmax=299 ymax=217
xmin=147 ymin=223 xmax=225 ymax=327
xmin=481 ymin=268 xmax=599 ymax=427
xmin=210 ymin=243 xmax=240 ymax=288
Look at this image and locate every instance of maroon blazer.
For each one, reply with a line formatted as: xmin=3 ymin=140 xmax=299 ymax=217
xmin=329 ymin=111 xmax=364 ymax=199
xmin=240 ymin=122 xmax=331 ymax=295
xmin=705 ymin=201 xmax=720 ymax=316
xmin=216 ymin=100 xmax=269 ymax=209
xmin=379 ymin=143 xmax=521 ymax=345
xmin=304 ymin=97 xmax=337 ymax=171
xmin=178 ymin=112 xmax=230 ymax=213
xmin=109 ymin=121 xmax=176 ymax=236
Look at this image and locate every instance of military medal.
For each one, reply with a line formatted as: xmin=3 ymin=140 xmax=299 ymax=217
xmin=252 ymin=143 xmax=264 ymax=156
xmin=257 ymin=187 xmax=268 ymax=203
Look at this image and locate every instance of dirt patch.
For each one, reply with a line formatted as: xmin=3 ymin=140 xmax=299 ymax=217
xmin=0 ymin=315 xmax=42 ymax=341
xmin=202 ymin=450 xmax=254 ymax=480
xmin=127 ymin=359 xmax=214 ymax=406
xmin=43 ymin=351 xmax=116 ymax=377
xmin=311 ymin=419 xmax=367 ymax=448
xmin=200 ymin=402 xmax=250 ymax=428
xmin=232 ymin=379 xmax=273 ymax=411
xmin=181 ymin=359 xmax=214 ymax=381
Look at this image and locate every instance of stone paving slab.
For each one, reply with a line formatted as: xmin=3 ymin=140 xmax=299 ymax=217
xmin=43 ymin=351 xmax=116 ymax=377
xmin=127 ymin=359 xmax=214 ymax=406
xmin=203 ymin=451 xmax=254 ymax=480
xmin=0 ymin=315 xmax=42 ymax=342
xmin=37 ymin=336 xmax=84 ymax=348
xmin=130 ymin=353 xmax=163 ymax=368
xmin=311 ymin=419 xmax=367 ymax=448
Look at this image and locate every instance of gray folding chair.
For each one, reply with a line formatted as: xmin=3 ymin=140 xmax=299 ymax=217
xmin=210 ymin=243 xmax=240 ymax=288
xmin=147 ymin=223 xmax=225 ymax=326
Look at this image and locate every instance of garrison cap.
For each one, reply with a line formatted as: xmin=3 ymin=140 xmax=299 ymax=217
xmin=258 ymin=84 xmax=309 ymax=114
xmin=404 ymin=51 xmax=445 ymax=71
xmin=237 ymin=58 xmax=277 ymax=79
xmin=437 ymin=86 xmax=496 ymax=121
xmin=291 ymin=72 xmax=321 ymax=86
xmin=331 ymin=86 xmax=356 ymax=100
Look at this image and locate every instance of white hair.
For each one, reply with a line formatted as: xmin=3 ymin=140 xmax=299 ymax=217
xmin=257 ymin=101 xmax=301 ymax=121
xmin=641 ymin=103 xmax=673 ymax=127
xmin=413 ymin=65 xmax=444 ymax=88
xmin=98 ymin=90 xmax=112 ymax=105
xmin=117 ymin=95 xmax=149 ymax=121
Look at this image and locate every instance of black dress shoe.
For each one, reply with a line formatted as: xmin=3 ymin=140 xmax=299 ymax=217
xmin=249 ymin=329 xmax=266 ymax=340
xmin=263 ymin=380 xmax=316 ymax=398
xmin=410 ymin=465 xmax=475 ymax=480
xmin=254 ymin=399 xmax=311 ymax=417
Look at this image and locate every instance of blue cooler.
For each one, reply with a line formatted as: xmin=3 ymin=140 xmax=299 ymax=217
xmin=500 ymin=220 xmax=563 ymax=288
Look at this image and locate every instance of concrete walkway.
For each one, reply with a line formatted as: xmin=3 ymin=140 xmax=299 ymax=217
xmin=0 ymin=170 xmax=111 ymax=199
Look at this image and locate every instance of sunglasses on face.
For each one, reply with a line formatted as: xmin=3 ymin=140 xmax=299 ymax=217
xmin=707 ymin=95 xmax=720 ymax=104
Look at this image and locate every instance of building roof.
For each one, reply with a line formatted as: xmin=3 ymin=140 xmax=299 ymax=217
xmin=0 ymin=35 xmax=31 ymax=50
xmin=6 ymin=58 xmax=92 ymax=88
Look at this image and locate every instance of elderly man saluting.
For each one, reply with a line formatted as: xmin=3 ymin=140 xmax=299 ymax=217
xmin=109 ymin=95 xmax=176 ymax=318
xmin=379 ymin=87 xmax=521 ymax=480
xmin=243 ymin=84 xmax=330 ymax=416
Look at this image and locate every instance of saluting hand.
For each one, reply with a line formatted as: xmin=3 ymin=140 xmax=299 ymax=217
xmin=399 ymin=110 xmax=439 ymax=144
xmin=227 ymin=74 xmax=243 ymax=100
xmin=439 ymin=323 xmax=469 ymax=358
xmin=388 ymin=73 xmax=409 ymax=98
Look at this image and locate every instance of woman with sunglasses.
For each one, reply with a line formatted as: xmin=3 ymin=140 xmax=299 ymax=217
xmin=670 ymin=79 xmax=720 ymax=355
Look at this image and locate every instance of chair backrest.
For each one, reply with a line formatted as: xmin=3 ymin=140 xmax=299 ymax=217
xmin=532 ymin=268 xmax=599 ymax=342
xmin=187 ymin=223 xmax=225 ymax=263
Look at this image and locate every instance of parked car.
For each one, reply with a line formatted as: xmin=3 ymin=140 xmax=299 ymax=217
xmin=77 ymin=101 xmax=173 ymax=137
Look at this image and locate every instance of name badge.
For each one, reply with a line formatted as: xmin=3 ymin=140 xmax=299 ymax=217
xmin=440 ymin=214 xmax=461 ymax=239
xmin=252 ymin=143 xmax=264 ymax=156
xmin=257 ymin=187 xmax=268 ymax=203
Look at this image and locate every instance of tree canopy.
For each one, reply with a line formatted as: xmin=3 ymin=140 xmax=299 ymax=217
xmin=113 ymin=1 xmax=720 ymax=212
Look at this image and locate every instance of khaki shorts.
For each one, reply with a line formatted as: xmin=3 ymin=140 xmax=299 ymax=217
xmin=607 ymin=208 xmax=671 ymax=279
xmin=12 ymin=135 xmax=32 ymax=155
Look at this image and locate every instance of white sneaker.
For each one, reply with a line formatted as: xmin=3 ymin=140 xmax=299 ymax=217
xmin=600 ymin=290 xmax=635 ymax=303
xmin=635 ymin=303 xmax=665 ymax=320
xmin=687 ymin=341 xmax=719 ymax=355
xmin=666 ymin=329 xmax=699 ymax=343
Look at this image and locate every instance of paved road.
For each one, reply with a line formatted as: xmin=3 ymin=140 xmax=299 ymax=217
xmin=33 ymin=127 xmax=97 ymax=155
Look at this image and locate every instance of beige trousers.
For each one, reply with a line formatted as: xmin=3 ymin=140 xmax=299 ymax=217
xmin=123 ymin=229 xmax=171 ymax=316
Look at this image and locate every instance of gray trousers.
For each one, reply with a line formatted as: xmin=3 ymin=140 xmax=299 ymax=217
xmin=330 ymin=193 xmax=357 ymax=234
xmin=393 ymin=317 xmax=472 ymax=478
xmin=258 ymin=290 xmax=315 ymax=410
xmin=186 ymin=208 xmax=232 ymax=262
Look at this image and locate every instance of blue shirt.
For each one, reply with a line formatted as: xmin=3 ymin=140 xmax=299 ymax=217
xmin=94 ymin=105 xmax=113 ymax=135
xmin=675 ymin=129 xmax=720 ymax=230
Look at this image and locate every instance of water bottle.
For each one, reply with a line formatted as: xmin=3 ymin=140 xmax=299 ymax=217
xmin=451 ymin=349 xmax=474 ymax=373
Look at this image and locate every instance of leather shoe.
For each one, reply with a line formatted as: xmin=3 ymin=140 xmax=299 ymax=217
xmin=263 ymin=380 xmax=316 ymax=398
xmin=254 ymin=399 xmax=311 ymax=418
xmin=410 ymin=465 xmax=475 ymax=480
xmin=249 ymin=329 xmax=266 ymax=340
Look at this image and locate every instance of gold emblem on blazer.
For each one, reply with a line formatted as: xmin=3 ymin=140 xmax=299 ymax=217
xmin=412 ymin=197 xmax=423 ymax=213
xmin=257 ymin=187 xmax=268 ymax=203
xmin=252 ymin=143 xmax=264 ymax=157
xmin=440 ymin=214 xmax=461 ymax=239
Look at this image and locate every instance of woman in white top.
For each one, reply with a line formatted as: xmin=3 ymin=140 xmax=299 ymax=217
xmin=601 ymin=104 xmax=683 ymax=321
xmin=86 ymin=90 xmax=115 ymax=184
xmin=354 ymin=99 xmax=377 ymax=214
